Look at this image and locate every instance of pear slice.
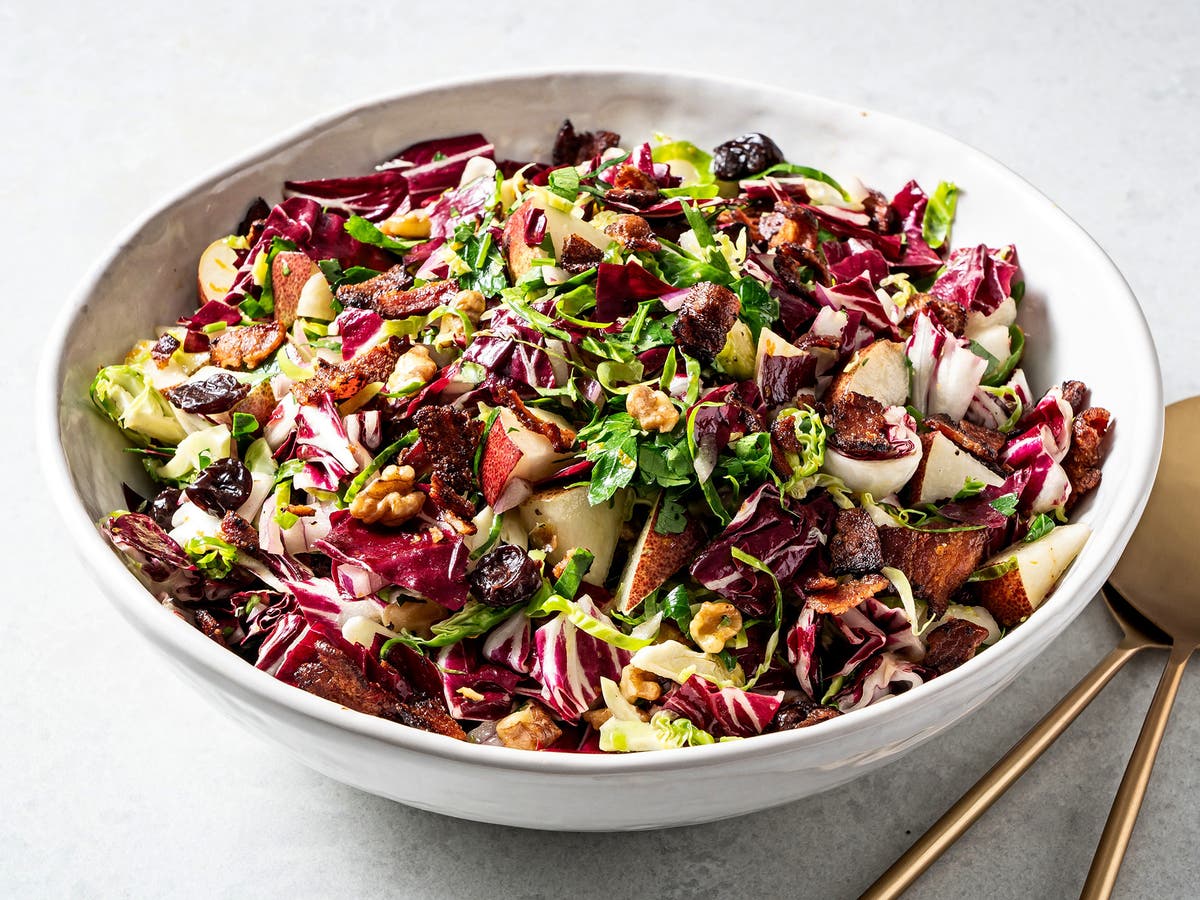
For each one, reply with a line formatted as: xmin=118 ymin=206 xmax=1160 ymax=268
xmin=197 ymin=238 xmax=240 ymax=304
xmin=977 ymin=523 xmax=1091 ymax=626
xmin=613 ymin=497 xmax=703 ymax=612
xmin=908 ymin=432 xmax=1004 ymax=504
xmin=478 ymin=406 xmax=575 ymax=507
xmin=270 ymin=251 xmax=319 ymax=329
xmin=517 ymin=485 xmax=630 ymax=584
xmin=827 ymin=340 xmax=909 ymax=407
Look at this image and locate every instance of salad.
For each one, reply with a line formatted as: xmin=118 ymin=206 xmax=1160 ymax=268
xmin=92 ymin=121 xmax=1112 ymax=753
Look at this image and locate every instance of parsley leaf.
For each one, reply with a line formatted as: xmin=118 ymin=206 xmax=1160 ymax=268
xmin=344 ymin=215 xmax=421 ymax=254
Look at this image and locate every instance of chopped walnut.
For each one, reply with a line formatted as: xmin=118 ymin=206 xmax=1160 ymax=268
xmin=349 ymin=464 xmax=425 ymax=526
xmin=379 ymin=208 xmax=431 ymax=239
xmin=387 ymin=344 xmax=438 ymax=392
xmin=689 ymin=601 xmax=742 ymax=654
xmin=496 ymin=703 xmax=562 ymax=750
xmin=381 ymin=600 xmax=449 ymax=638
xmin=435 ymin=289 xmax=487 ymax=347
xmin=625 ymin=384 xmax=680 ymax=433
xmin=619 ymin=665 xmax=663 ymax=703
xmin=581 ymin=708 xmax=613 ymax=730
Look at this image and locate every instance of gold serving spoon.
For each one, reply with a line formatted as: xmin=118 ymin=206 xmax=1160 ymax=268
xmin=861 ymin=587 xmax=1167 ymax=899
xmin=1081 ymin=396 xmax=1200 ymax=898
xmin=865 ymin=395 xmax=1200 ymax=899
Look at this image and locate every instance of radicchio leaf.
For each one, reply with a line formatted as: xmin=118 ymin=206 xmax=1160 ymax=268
xmin=660 ymin=675 xmax=782 ymax=738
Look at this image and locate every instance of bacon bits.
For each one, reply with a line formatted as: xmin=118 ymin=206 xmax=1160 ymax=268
xmin=210 ymin=322 xmax=286 ymax=370
xmin=671 ymin=281 xmax=741 ymax=362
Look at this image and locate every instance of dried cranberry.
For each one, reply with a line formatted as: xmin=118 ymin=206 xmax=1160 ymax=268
xmin=468 ymin=545 xmax=543 ymax=608
xmin=185 ymin=458 xmax=252 ymax=515
xmin=165 ymin=373 xmax=250 ymax=414
xmin=712 ymin=132 xmax=785 ymax=181
xmin=146 ymin=487 xmax=182 ymax=530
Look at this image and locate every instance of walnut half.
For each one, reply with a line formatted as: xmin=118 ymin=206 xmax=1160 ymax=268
xmin=496 ymin=703 xmax=562 ymax=751
xmin=689 ymin=601 xmax=743 ymax=654
xmin=349 ymin=464 xmax=424 ymax=526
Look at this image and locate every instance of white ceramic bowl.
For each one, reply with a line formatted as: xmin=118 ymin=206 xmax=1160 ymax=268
xmin=40 ymin=70 xmax=1162 ymax=831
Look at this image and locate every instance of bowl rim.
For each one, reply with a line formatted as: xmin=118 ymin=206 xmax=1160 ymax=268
xmin=39 ymin=66 xmax=1163 ymax=775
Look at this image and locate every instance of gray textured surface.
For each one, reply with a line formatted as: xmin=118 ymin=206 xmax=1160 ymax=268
xmin=3 ymin=1 xmax=1198 ymax=897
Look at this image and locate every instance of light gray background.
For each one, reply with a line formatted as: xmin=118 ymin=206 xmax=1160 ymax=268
xmin=3 ymin=1 xmax=1198 ymax=897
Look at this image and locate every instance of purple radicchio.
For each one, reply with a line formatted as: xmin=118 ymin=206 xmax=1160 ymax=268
xmin=906 ymin=310 xmax=988 ymax=420
xmin=532 ymin=594 xmax=629 ymax=721
xmin=834 ymin=652 xmax=926 ymax=713
xmin=824 ymin=239 xmax=890 ymax=286
xmin=316 ymin=510 xmax=470 ymax=610
xmin=103 ymin=512 xmax=202 ymax=602
xmin=814 ymin=273 xmax=901 ymax=339
xmin=929 ymin=244 xmax=1020 ymax=315
xmin=826 ymin=596 xmax=924 ymax=681
xmin=594 ymin=261 xmax=673 ymax=322
xmin=661 ymin=675 xmax=783 ymax=738
xmin=786 ymin=605 xmax=822 ymax=698
xmin=889 ymin=180 xmax=945 ymax=271
xmin=691 ymin=484 xmax=833 ymax=616
xmin=482 ymin=611 xmax=534 ymax=674
xmin=435 ymin=641 xmax=521 ymax=721
xmin=381 ymin=133 xmax=495 ymax=204
xmin=461 ymin=307 xmax=560 ymax=390
xmin=284 ymin=169 xmax=411 ymax=222
xmin=292 ymin=394 xmax=360 ymax=493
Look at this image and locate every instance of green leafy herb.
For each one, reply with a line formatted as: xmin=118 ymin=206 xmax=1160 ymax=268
xmin=952 ymin=477 xmax=988 ymax=501
xmin=547 ymin=166 xmax=582 ymax=202
xmin=731 ymin=276 xmax=779 ymax=341
xmin=660 ymin=584 xmax=693 ymax=634
xmin=232 ymin=412 xmax=259 ymax=441
xmin=922 ymin=181 xmax=959 ymax=250
xmin=457 ymin=231 xmax=508 ymax=297
xmin=552 ymin=549 xmax=595 ymax=599
xmin=344 ymin=215 xmax=421 ymax=254
xmin=578 ymin=413 xmax=640 ymax=505
xmin=988 ymin=493 xmax=1020 ymax=517
xmin=1024 ymin=513 xmax=1057 ymax=543
xmin=979 ymin=325 xmax=1025 ymax=387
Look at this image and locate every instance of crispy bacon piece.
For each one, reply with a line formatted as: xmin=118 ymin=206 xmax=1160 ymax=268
xmin=927 ymin=414 xmax=1007 ymax=466
xmin=552 ymin=119 xmax=620 ymax=166
xmin=824 ymin=392 xmax=895 ymax=458
xmin=714 ymin=207 xmax=764 ymax=246
xmin=1060 ymin=379 xmax=1089 ymax=414
xmin=879 ymin=526 xmax=989 ymax=618
xmin=336 ymin=264 xmax=413 ymax=310
xmin=292 ymin=337 xmax=402 ymax=405
xmin=603 ymin=214 xmax=661 ymax=253
xmin=771 ymin=695 xmax=841 ymax=730
xmin=558 ymin=234 xmax=604 ymax=274
xmin=491 ymin=382 xmax=575 ymax=452
xmin=219 ymin=511 xmax=258 ymax=551
xmin=193 ymin=610 xmax=228 ymax=647
xmin=759 ymin=201 xmax=819 ymax=251
xmin=210 ymin=322 xmax=286 ymax=370
xmin=150 ymin=333 xmax=181 ymax=369
xmin=770 ymin=412 xmax=803 ymax=478
xmin=413 ymin=405 xmax=482 ymax=534
xmin=606 ymin=165 xmax=660 ymax=207
xmin=775 ymin=240 xmax=829 ymax=290
xmin=291 ymin=639 xmax=466 ymax=739
xmin=1062 ymin=407 xmax=1111 ymax=509
xmin=374 ymin=280 xmax=458 ymax=320
xmin=671 ymin=281 xmax=741 ymax=362
xmin=906 ymin=293 xmax=967 ymax=336
xmin=804 ymin=572 xmax=890 ymax=615
xmin=923 ymin=618 xmax=990 ymax=675
xmin=829 ymin=508 xmax=884 ymax=576
xmin=862 ymin=189 xmax=898 ymax=234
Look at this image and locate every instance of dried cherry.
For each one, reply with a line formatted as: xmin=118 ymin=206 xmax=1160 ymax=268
xmin=712 ymin=132 xmax=785 ymax=181
xmin=468 ymin=544 xmax=543 ymax=608
xmin=165 ymin=373 xmax=250 ymax=414
xmin=185 ymin=458 xmax=252 ymax=515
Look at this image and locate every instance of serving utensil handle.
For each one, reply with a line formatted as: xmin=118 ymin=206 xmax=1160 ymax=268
xmin=1079 ymin=642 xmax=1194 ymax=900
xmin=861 ymin=639 xmax=1145 ymax=900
